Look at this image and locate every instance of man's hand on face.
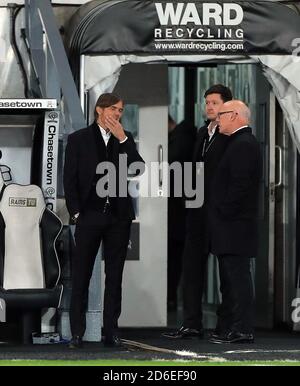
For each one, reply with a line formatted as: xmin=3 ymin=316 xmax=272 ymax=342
xmin=105 ymin=116 xmax=127 ymax=142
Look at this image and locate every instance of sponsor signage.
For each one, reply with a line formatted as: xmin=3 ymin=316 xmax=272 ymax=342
xmin=42 ymin=111 xmax=59 ymax=212
xmin=73 ymin=1 xmax=300 ymax=55
xmin=0 ymin=99 xmax=57 ymax=109
xmin=154 ymin=2 xmax=244 ymax=53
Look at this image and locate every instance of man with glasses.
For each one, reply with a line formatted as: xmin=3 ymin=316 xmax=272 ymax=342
xmin=209 ymin=100 xmax=262 ymax=344
xmin=163 ymin=84 xmax=232 ymax=340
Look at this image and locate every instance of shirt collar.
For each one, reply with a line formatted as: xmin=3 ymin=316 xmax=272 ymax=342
xmin=207 ymin=121 xmax=217 ymax=137
xmin=98 ymin=124 xmax=111 ymax=138
xmin=231 ymin=125 xmax=248 ymax=135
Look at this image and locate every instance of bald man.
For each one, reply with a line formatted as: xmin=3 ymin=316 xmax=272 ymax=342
xmin=209 ymin=100 xmax=262 ymax=344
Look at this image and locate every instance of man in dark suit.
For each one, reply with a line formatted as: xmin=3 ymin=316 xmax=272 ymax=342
xmin=167 ymin=115 xmax=196 ymax=311
xmin=63 ymin=93 xmax=144 ymax=348
xmin=163 ymin=84 xmax=232 ymax=339
xmin=209 ymin=100 xmax=262 ymax=344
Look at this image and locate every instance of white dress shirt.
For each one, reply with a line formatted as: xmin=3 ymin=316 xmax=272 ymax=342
xmin=98 ymin=124 xmax=128 ymax=146
xmin=98 ymin=125 xmax=111 ymax=146
xmin=207 ymin=122 xmax=217 ymax=141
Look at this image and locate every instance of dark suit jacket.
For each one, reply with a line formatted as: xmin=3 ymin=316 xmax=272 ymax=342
xmin=168 ymin=120 xmax=196 ymax=165
xmin=63 ymin=122 xmax=144 ymax=220
xmin=186 ymin=123 xmax=229 ymax=252
xmin=168 ymin=120 xmax=196 ymax=241
xmin=193 ymin=124 xmax=229 ymax=205
xmin=209 ymin=127 xmax=262 ymax=257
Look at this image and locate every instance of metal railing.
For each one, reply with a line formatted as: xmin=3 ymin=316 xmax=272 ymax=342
xmin=24 ymin=0 xmax=85 ymax=132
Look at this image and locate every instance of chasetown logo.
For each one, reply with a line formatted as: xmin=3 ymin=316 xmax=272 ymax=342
xmin=42 ymin=111 xmax=59 ymax=212
xmin=154 ymin=2 xmax=244 ymax=42
xmin=45 ymin=187 xmax=55 ymax=196
xmin=45 ymin=114 xmax=58 ymax=186
xmin=48 ymin=111 xmax=59 ymax=121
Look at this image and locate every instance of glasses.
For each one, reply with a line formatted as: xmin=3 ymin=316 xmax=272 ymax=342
xmin=217 ymin=110 xmax=234 ymax=118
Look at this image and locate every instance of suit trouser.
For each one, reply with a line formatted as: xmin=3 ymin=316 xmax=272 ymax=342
xmin=217 ymin=255 xmax=254 ymax=334
xmin=167 ymin=236 xmax=184 ymax=304
xmin=167 ymin=197 xmax=186 ymax=305
xmin=69 ymin=209 xmax=131 ymax=339
xmin=182 ymin=211 xmax=209 ymax=329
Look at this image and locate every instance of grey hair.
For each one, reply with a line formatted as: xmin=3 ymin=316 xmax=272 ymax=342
xmin=232 ymin=100 xmax=251 ymax=122
xmin=240 ymin=104 xmax=251 ymax=120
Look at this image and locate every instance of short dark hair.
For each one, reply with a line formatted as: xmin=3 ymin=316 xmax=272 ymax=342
xmin=94 ymin=93 xmax=123 ymax=120
xmin=204 ymin=84 xmax=233 ymax=103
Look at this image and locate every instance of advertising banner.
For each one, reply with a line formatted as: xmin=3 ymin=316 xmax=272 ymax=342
xmin=69 ymin=1 xmax=300 ymax=55
xmin=42 ymin=111 xmax=60 ymax=212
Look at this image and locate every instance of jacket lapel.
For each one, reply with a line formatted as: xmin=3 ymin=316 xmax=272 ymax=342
xmin=108 ymin=134 xmax=120 ymax=164
xmin=85 ymin=123 xmax=100 ymax=184
xmin=193 ymin=126 xmax=207 ymax=162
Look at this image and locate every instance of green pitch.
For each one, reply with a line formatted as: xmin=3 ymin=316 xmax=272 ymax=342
xmin=0 ymin=360 xmax=300 ymax=366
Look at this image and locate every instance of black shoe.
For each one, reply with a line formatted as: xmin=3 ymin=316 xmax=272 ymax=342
xmin=103 ymin=335 xmax=123 ymax=347
xmin=209 ymin=331 xmax=254 ymax=344
xmin=208 ymin=328 xmax=227 ymax=339
xmin=209 ymin=329 xmax=221 ymax=339
xmin=68 ymin=335 xmax=83 ymax=349
xmin=162 ymin=326 xmax=204 ymax=339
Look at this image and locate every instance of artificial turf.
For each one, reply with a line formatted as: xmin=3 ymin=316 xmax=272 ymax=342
xmin=0 ymin=359 xmax=300 ymax=366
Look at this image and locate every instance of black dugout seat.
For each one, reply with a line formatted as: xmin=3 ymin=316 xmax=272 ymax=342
xmin=0 ymin=184 xmax=63 ymax=343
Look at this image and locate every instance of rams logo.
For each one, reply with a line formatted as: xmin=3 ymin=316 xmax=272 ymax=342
xmin=9 ymin=197 xmax=37 ymax=207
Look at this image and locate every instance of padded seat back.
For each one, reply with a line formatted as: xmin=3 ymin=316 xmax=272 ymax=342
xmin=0 ymin=185 xmax=48 ymax=289
xmin=0 ymin=169 xmax=4 ymax=193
